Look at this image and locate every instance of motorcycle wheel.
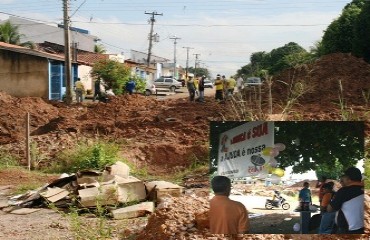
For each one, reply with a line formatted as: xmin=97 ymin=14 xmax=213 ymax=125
xmin=265 ymin=202 xmax=273 ymax=209
xmin=282 ymin=203 xmax=290 ymax=210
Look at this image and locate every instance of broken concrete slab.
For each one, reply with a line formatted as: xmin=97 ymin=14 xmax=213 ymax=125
xmin=105 ymin=161 xmax=130 ymax=178
xmin=116 ymin=176 xmax=146 ymax=203
xmin=40 ymin=187 xmax=69 ymax=203
xmin=77 ymin=177 xmax=100 ymax=188
xmin=10 ymin=208 xmax=42 ymax=215
xmin=111 ymin=202 xmax=154 ymax=219
xmin=145 ymin=181 xmax=184 ymax=202
xmin=78 ymin=184 xmax=118 ymax=207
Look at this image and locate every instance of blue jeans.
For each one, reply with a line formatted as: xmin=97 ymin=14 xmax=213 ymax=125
xmin=319 ymin=211 xmax=336 ymax=234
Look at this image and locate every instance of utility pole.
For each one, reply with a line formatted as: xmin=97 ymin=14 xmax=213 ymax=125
xmin=194 ymin=53 xmax=200 ymax=77
xmin=145 ymin=11 xmax=162 ymax=67
xmin=63 ymin=0 xmax=72 ymax=104
xmin=182 ymin=47 xmax=193 ymax=80
xmin=170 ymin=36 xmax=181 ymax=79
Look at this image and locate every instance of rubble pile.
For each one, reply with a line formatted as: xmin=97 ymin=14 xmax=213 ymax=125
xmin=4 ymin=162 xmax=183 ymax=222
xmin=136 ymin=194 xmax=209 ymax=240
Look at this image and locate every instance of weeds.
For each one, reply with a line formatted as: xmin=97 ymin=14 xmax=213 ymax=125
xmin=0 ymin=147 xmax=20 ymax=169
xmin=49 ymin=140 xmax=120 ymax=173
xmin=337 ymin=79 xmax=358 ymax=121
xmin=30 ymin=141 xmax=48 ymax=170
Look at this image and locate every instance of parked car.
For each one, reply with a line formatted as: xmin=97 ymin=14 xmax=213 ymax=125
xmin=204 ymin=79 xmax=214 ymax=88
xmin=144 ymin=83 xmax=156 ymax=96
xmin=244 ymin=77 xmax=262 ymax=86
xmin=154 ymin=77 xmax=182 ymax=92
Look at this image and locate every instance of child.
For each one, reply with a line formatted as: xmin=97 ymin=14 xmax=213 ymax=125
xmin=299 ymin=182 xmax=311 ymax=211
xmin=318 ymin=182 xmax=336 ymax=234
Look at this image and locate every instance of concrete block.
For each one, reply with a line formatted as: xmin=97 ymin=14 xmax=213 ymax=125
xmin=116 ymin=176 xmax=146 ymax=203
xmin=106 ymin=161 xmax=130 ymax=178
xmin=112 ymin=202 xmax=154 ymax=219
xmin=40 ymin=187 xmax=69 ymax=203
xmin=78 ymin=184 xmax=118 ymax=207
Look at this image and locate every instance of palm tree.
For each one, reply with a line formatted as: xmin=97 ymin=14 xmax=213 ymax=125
xmin=94 ymin=44 xmax=106 ymax=54
xmin=0 ymin=20 xmax=35 ymax=48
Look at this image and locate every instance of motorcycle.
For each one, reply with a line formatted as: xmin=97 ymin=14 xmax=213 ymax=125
xmin=265 ymin=190 xmax=290 ymax=210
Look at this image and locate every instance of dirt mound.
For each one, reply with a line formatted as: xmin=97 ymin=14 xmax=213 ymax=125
xmin=0 ymin=93 xmax=228 ymax=174
xmin=270 ymin=53 xmax=370 ymax=107
xmin=0 ymin=91 xmax=59 ymax=144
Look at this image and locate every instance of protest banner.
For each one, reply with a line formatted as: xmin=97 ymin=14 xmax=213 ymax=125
xmin=217 ymin=121 xmax=274 ymax=178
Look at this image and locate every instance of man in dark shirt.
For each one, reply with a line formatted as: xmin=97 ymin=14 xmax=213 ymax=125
xmin=327 ymin=167 xmax=364 ymax=234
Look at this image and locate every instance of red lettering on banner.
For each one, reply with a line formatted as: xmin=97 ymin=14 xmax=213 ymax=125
xmin=252 ymin=122 xmax=268 ymax=138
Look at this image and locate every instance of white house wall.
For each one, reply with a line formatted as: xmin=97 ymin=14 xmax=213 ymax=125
xmin=78 ymin=65 xmax=93 ymax=92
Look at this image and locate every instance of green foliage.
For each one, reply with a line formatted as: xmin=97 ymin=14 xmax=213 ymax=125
xmin=129 ymin=75 xmax=146 ymax=94
xmin=0 ymin=20 xmax=34 ymax=48
xmin=353 ymin=1 xmax=370 ymax=62
xmin=94 ymin=44 xmax=107 ymax=54
xmin=236 ymin=42 xmax=310 ymax=77
xmin=91 ymin=59 xmax=131 ymax=95
xmin=0 ymin=147 xmax=20 ymax=168
xmin=51 ymin=141 xmax=120 ymax=173
xmin=321 ymin=0 xmax=366 ymax=56
xmin=188 ymin=67 xmax=210 ymax=78
xmin=315 ymin=159 xmax=344 ymax=181
xmin=364 ymin=159 xmax=370 ymax=189
xmin=275 ymin=122 xmax=364 ymax=173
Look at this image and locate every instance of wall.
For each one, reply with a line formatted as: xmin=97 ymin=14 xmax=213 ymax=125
xmin=0 ymin=50 xmax=49 ymax=98
xmin=78 ymin=64 xmax=93 ymax=92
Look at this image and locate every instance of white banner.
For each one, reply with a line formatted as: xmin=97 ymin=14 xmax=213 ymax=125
xmin=217 ymin=121 xmax=274 ymax=179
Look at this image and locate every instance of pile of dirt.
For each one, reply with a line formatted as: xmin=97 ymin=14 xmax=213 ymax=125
xmin=0 ymin=92 xmax=228 ymax=174
xmin=0 ymin=91 xmax=59 ymax=144
xmin=269 ymin=53 xmax=370 ymax=107
xmin=136 ymin=195 xmax=209 ymax=240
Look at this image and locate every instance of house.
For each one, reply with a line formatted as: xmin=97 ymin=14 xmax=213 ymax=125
xmin=0 ymin=42 xmax=77 ymax=100
xmin=4 ymin=16 xmax=99 ymax=52
xmin=129 ymin=50 xmax=169 ymax=81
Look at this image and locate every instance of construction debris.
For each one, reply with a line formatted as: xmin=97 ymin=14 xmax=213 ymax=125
xmin=112 ymin=202 xmax=155 ymax=219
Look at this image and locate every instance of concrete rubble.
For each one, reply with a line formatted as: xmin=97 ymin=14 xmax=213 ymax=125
xmin=2 ymin=161 xmax=184 ymax=220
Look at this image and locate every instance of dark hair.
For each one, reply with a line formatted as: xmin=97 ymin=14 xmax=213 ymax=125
xmin=344 ymin=167 xmax=362 ymax=182
xmin=211 ymin=176 xmax=231 ymax=195
xmin=303 ymin=182 xmax=309 ymax=187
xmin=322 ymin=182 xmax=334 ymax=190
xmin=321 ymin=176 xmax=328 ymax=181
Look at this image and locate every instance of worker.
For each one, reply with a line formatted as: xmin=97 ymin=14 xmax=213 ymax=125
xmin=214 ymin=74 xmax=223 ymax=101
xmin=226 ymin=76 xmax=236 ymax=99
xmin=74 ymin=78 xmax=85 ymax=103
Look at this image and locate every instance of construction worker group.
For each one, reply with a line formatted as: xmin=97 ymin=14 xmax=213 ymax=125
xmin=187 ymin=74 xmax=238 ymax=102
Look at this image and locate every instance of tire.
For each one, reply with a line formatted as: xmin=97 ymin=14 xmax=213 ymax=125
xmin=282 ymin=203 xmax=290 ymax=210
xmin=170 ymin=86 xmax=176 ymax=92
xmin=144 ymin=89 xmax=151 ymax=96
xmin=265 ymin=202 xmax=273 ymax=209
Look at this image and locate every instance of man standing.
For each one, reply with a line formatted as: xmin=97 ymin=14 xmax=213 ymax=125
xmin=227 ymin=76 xmax=236 ymax=98
xmin=209 ymin=176 xmax=249 ymax=235
xmin=194 ymin=76 xmax=199 ymax=96
xmin=197 ymin=75 xmax=205 ymax=102
xmin=187 ymin=75 xmax=196 ymax=101
xmin=327 ymin=167 xmax=364 ymax=234
xmin=214 ymin=74 xmax=223 ymax=101
xmin=93 ymin=78 xmax=102 ymax=102
xmin=125 ymin=79 xmax=136 ymax=95
xmin=74 ymin=78 xmax=85 ymax=103
xmin=236 ymin=76 xmax=243 ymax=93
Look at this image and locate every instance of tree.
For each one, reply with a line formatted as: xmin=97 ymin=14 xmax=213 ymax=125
xmin=91 ymin=59 xmax=131 ymax=95
xmin=352 ymin=1 xmax=370 ymax=62
xmin=0 ymin=20 xmax=34 ymax=48
xmin=94 ymin=44 xmax=107 ymax=54
xmin=209 ymin=122 xmax=364 ymax=178
xmin=321 ymin=0 xmax=365 ymax=55
xmin=188 ymin=67 xmax=210 ymax=78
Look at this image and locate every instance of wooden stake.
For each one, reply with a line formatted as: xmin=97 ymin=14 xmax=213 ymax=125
xmin=26 ymin=112 xmax=30 ymax=171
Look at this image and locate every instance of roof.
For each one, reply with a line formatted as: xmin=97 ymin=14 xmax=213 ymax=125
xmin=0 ymin=41 xmax=65 ymax=61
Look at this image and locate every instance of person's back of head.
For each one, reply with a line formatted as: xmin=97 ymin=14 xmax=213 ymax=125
xmin=211 ymin=176 xmax=231 ymax=196
xmin=343 ymin=167 xmax=362 ymax=182
xmin=303 ymin=182 xmax=309 ymax=188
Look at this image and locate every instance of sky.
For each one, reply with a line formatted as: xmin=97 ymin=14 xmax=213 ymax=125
xmin=0 ymin=0 xmax=352 ymax=77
